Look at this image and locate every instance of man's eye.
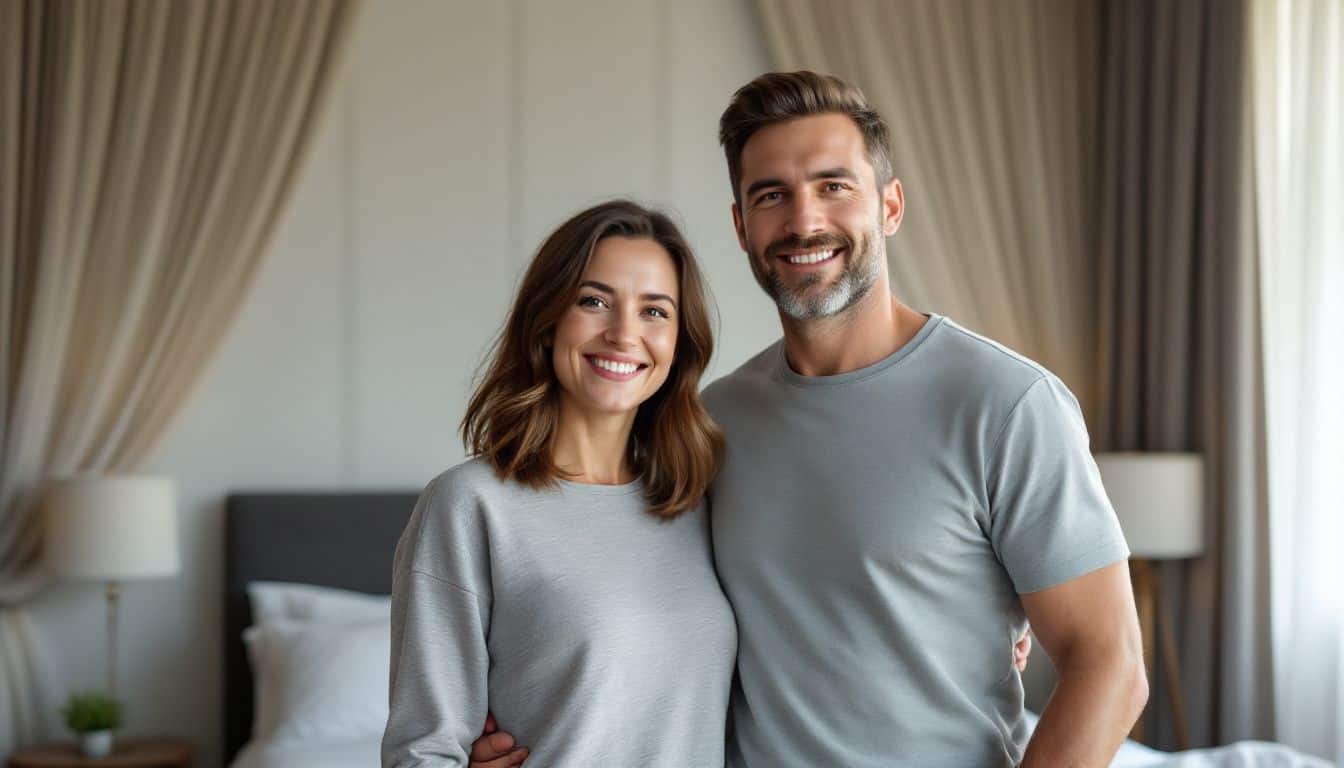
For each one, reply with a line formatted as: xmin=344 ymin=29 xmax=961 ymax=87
xmin=757 ymin=191 xmax=781 ymax=204
xmin=578 ymin=295 xmax=608 ymax=309
xmin=825 ymin=182 xmax=847 ymax=192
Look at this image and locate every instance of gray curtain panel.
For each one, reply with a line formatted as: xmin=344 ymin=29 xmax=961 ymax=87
xmin=1093 ymin=0 xmax=1273 ymax=748
xmin=0 ymin=0 xmax=357 ymax=752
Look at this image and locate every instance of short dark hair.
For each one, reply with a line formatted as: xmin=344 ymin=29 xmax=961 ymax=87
xmin=719 ymin=71 xmax=894 ymax=205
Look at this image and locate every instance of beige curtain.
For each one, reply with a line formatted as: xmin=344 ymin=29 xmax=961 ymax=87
xmin=0 ymin=0 xmax=357 ymax=752
xmin=1093 ymin=0 xmax=1273 ymax=748
xmin=754 ymin=0 xmax=1101 ymax=418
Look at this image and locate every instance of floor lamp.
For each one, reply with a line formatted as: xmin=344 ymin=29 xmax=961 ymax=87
xmin=1094 ymin=453 xmax=1204 ymax=749
xmin=44 ymin=475 xmax=180 ymax=703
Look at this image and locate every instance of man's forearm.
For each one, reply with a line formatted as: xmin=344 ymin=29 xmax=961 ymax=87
xmin=1020 ymin=649 xmax=1148 ymax=767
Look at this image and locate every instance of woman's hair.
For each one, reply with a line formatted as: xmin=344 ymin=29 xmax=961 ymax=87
xmin=461 ymin=200 xmax=723 ymax=518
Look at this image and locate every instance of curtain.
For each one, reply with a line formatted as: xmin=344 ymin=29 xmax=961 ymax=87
xmin=753 ymin=0 xmax=1101 ymax=419
xmin=1252 ymin=0 xmax=1344 ymax=761
xmin=1094 ymin=0 xmax=1273 ymax=748
xmin=0 ymin=0 xmax=357 ymax=752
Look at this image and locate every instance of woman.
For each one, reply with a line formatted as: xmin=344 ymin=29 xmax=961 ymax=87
xmin=381 ymin=200 xmax=736 ymax=767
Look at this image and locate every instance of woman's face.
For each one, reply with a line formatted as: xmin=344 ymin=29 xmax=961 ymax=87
xmin=552 ymin=236 xmax=680 ymax=419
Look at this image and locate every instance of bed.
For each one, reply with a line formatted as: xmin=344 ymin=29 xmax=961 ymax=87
xmin=222 ymin=492 xmax=1333 ymax=768
xmin=224 ymin=492 xmax=418 ymax=767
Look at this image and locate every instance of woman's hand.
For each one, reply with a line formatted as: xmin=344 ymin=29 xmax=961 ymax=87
xmin=1015 ymin=625 xmax=1033 ymax=672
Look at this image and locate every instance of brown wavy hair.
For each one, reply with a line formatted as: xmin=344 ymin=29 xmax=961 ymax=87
xmin=461 ymin=200 xmax=723 ymax=518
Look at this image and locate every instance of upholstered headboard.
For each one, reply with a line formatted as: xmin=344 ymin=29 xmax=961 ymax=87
xmin=223 ymin=492 xmax=418 ymax=765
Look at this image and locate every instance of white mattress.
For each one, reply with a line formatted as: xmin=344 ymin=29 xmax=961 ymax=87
xmin=229 ymin=722 xmax=1334 ymax=768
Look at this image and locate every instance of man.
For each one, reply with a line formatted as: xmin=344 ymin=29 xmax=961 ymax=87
xmin=472 ymin=71 xmax=1146 ymax=766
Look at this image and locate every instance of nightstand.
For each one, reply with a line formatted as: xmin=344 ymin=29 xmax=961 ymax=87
xmin=7 ymin=739 xmax=191 ymax=768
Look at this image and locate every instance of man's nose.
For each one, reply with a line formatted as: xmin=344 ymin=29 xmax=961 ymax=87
xmin=785 ymin=190 xmax=826 ymax=237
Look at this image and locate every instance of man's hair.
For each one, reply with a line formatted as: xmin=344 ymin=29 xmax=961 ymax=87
xmin=718 ymin=71 xmax=894 ymax=206
xmin=461 ymin=199 xmax=724 ymax=518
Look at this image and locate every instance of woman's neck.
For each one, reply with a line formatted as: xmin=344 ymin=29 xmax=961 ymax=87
xmin=551 ymin=398 xmax=638 ymax=484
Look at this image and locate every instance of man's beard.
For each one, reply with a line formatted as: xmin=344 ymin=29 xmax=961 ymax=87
xmin=750 ymin=225 xmax=884 ymax=321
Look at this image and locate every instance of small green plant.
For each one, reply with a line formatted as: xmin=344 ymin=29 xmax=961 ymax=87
xmin=60 ymin=691 xmax=122 ymax=732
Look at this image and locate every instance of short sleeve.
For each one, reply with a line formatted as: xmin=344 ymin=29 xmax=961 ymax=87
xmin=985 ymin=376 xmax=1130 ymax=594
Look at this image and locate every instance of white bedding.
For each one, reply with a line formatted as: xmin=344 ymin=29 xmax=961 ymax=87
xmin=230 ymin=584 xmax=1332 ymax=768
xmin=229 ymin=728 xmax=1335 ymax=768
xmin=230 ymin=736 xmax=380 ymax=768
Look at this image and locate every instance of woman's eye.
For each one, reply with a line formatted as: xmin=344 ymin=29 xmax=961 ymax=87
xmin=644 ymin=306 xmax=670 ymax=319
xmin=578 ymin=295 xmax=608 ymax=309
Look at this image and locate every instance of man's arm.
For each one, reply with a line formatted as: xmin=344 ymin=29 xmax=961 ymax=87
xmin=1019 ymin=561 xmax=1148 ymax=767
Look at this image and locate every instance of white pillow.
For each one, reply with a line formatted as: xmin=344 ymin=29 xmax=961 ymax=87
xmin=243 ymin=618 xmax=390 ymax=745
xmin=247 ymin=581 xmax=391 ymax=626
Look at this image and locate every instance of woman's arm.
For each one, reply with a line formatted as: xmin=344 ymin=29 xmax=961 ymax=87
xmin=381 ymin=479 xmax=494 ymax=767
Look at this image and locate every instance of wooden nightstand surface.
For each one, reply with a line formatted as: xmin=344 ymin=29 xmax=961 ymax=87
xmin=8 ymin=739 xmax=191 ymax=768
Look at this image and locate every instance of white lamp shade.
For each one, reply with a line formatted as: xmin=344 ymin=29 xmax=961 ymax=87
xmin=44 ymin=474 xmax=180 ymax=581
xmin=1094 ymin=453 xmax=1205 ymax=559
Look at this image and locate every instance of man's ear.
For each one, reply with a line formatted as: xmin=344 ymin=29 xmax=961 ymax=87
xmin=731 ymin=202 xmax=750 ymax=253
xmin=881 ymin=178 xmax=904 ymax=237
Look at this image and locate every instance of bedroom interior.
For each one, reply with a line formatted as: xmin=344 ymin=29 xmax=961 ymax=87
xmin=0 ymin=0 xmax=1339 ymax=767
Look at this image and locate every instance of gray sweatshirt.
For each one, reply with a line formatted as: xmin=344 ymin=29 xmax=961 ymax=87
xmin=381 ymin=458 xmax=737 ymax=767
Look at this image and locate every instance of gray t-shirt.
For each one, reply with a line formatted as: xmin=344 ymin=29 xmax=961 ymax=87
xmin=381 ymin=458 xmax=737 ymax=767
xmin=703 ymin=314 xmax=1129 ymax=768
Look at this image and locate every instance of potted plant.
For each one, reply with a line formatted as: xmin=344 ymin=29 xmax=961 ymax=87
xmin=60 ymin=691 xmax=122 ymax=757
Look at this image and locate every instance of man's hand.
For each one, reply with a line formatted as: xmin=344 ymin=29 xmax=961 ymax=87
xmin=1014 ymin=625 xmax=1032 ymax=672
xmin=469 ymin=712 xmax=528 ymax=767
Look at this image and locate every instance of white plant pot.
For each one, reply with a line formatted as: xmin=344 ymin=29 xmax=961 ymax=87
xmin=80 ymin=729 xmax=114 ymax=758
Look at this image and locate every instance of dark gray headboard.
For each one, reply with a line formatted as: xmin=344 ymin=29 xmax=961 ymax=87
xmin=224 ymin=492 xmax=418 ymax=765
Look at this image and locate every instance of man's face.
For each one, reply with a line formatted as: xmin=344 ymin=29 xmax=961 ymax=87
xmin=731 ymin=113 xmax=903 ymax=321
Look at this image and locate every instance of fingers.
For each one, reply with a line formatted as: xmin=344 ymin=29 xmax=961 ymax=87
xmin=471 ymin=713 xmax=527 ymax=766
xmin=469 ymin=746 xmax=529 ymax=767
xmin=1011 ymin=628 xmax=1031 ymax=672
xmin=470 ymin=731 xmax=518 ymax=760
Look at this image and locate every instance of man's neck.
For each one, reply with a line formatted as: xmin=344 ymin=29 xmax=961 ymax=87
xmin=779 ymin=290 xmax=928 ymax=377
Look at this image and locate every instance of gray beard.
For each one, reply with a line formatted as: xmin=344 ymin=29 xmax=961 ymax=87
xmin=757 ymin=230 xmax=883 ymax=321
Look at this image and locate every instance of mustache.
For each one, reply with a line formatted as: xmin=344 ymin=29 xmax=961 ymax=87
xmin=764 ymin=233 xmax=853 ymax=260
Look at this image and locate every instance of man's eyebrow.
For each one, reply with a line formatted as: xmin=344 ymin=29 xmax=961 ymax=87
xmin=579 ymin=281 xmax=678 ymax=309
xmin=744 ymin=177 xmax=785 ymax=200
xmin=743 ymin=167 xmax=861 ymax=200
xmin=808 ymin=167 xmax=860 ymax=183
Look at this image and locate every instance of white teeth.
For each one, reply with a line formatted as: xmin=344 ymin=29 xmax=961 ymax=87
xmin=787 ymin=250 xmax=835 ymax=265
xmin=592 ymin=357 xmax=639 ymax=375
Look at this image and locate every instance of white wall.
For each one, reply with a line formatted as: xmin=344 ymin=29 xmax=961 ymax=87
xmin=24 ymin=1 xmax=772 ymax=764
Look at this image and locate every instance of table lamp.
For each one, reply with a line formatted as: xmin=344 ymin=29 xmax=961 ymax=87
xmin=44 ymin=474 xmax=180 ymax=701
xmin=1094 ymin=452 xmax=1204 ymax=748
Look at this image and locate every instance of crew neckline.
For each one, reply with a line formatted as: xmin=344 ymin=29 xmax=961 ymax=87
xmin=773 ymin=313 xmax=944 ymax=388
xmin=555 ymin=476 xmax=645 ymax=497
